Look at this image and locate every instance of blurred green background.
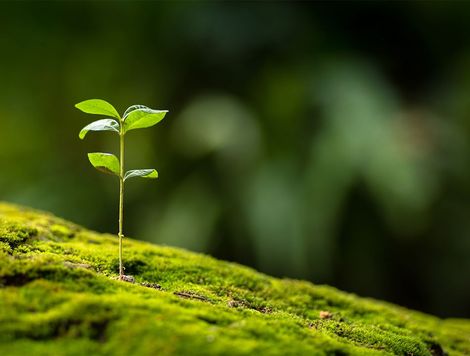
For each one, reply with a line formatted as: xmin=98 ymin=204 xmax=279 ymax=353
xmin=1 ymin=2 xmax=469 ymax=318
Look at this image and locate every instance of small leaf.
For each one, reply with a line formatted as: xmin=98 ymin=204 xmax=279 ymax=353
xmin=123 ymin=105 xmax=168 ymax=133
xmin=79 ymin=119 xmax=120 ymax=139
xmin=75 ymin=99 xmax=121 ymax=119
xmin=88 ymin=152 xmax=120 ymax=176
xmin=124 ymin=169 xmax=158 ymax=181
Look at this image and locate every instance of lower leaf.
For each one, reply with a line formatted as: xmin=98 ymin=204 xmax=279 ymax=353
xmin=88 ymin=152 xmax=120 ymax=176
xmin=124 ymin=169 xmax=158 ymax=181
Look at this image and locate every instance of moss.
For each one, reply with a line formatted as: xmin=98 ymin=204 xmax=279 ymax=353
xmin=0 ymin=202 xmax=468 ymax=355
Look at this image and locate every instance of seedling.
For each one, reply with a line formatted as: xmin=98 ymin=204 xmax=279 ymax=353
xmin=75 ymin=99 xmax=168 ymax=280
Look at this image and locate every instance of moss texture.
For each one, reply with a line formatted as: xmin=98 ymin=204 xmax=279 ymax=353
xmin=0 ymin=202 xmax=468 ymax=355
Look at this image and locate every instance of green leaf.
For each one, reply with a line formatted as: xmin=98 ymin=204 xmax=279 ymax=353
xmin=87 ymin=152 xmax=120 ymax=176
xmin=79 ymin=119 xmax=120 ymax=139
xmin=124 ymin=169 xmax=158 ymax=181
xmin=75 ymin=99 xmax=121 ymax=119
xmin=123 ymin=105 xmax=168 ymax=133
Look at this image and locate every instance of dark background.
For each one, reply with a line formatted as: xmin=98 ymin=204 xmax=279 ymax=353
xmin=1 ymin=1 xmax=469 ymax=318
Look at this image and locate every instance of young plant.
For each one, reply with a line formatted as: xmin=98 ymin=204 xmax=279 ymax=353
xmin=75 ymin=99 xmax=168 ymax=280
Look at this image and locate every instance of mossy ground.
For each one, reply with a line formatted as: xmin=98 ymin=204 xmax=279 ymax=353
xmin=0 ymin=202 xmax=469 ymax=356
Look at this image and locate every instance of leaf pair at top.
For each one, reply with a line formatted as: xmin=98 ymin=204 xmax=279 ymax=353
xmin=87 ymin=152 xmax=158 ymax=181
xmin=76 ymin=99 xmax=168 ymax=139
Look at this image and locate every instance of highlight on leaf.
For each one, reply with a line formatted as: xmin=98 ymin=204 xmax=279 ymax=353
xmin=88 ymin=152 xmax=120 ymax=176
xmin=79 ymin=119 xmax=120 ymax=139
xmin=75 ymin=99 xmax=121 ymax=119
xmin=123 ymin=105 xmax=168 ymax=133
xmin=124 ymin=169 xmax=158 ymax=181
xmin=123 ymin=105 xmax=149 ymax=119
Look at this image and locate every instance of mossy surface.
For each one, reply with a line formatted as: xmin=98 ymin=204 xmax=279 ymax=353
xmin=0 ymin=202 xmax=468 ymax=356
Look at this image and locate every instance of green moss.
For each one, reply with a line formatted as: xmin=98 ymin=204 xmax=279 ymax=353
xmin=0 ymin=202 xmax=468 ymax=355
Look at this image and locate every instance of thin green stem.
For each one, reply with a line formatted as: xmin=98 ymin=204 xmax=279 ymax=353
xmin=119 ymin=126 xmax=125 ymax=279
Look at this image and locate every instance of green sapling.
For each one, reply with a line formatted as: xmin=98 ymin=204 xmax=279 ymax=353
xmin=75 ymin=99 xmax=168 ymax=280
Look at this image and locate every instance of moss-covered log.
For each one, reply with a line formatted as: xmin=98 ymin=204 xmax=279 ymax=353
xmin=0 ymin=202 xmax=468 ymax=355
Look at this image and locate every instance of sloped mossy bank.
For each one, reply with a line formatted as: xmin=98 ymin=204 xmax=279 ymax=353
xmin=0 ymin=202 xmax=468 ymax=356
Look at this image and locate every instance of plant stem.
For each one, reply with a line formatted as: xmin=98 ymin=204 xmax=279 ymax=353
xmin=119 ymin=127 xmax=125 ymax=279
